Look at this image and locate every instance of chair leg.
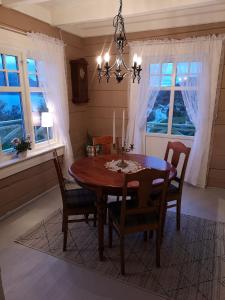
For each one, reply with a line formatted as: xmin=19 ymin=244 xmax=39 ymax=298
xmin=120 ymin=236 xmax=125 ymax=275
xmin=103 ymin=195 xmax=108 ymax=224
xmin=176 ymin=200 xmax=181 ymax=231
xmin=156 ymin=229 xmax=161 ymax=268
xmin=161 ymin=205 xmax=167 ymax=239
xmin=63 ymin=215 xmax=68 ymax=252
xmin=62 ymin=216 xmax=65 ymax=233
xmin=143 ymin=231 xmax=148 ymax=241
xmin=108 ymin=216 xmax=113 ymax=248
xmin=85 ymin=213 xmax=89 ymax=224
xmin=93 ymin=211 xmax=97 ymax=227
xmin=149 ymin=230 xmax=153 ymax=239
xmin=116 ymin=196 xmax=120 ymax=202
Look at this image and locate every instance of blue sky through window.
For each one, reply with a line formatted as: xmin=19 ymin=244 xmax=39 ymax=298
xmin=0 ymin=92 xmax=24 ymax=150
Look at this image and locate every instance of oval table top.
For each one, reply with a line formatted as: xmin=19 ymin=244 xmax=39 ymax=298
xmin=69 ymin=154 xmax=176 ymax=190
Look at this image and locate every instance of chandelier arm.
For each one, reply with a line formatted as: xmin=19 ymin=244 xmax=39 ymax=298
xmin=120 ymin=58 xmax=132 ymax=72
xmin=107 ymin=60 xmax=118 ymax=72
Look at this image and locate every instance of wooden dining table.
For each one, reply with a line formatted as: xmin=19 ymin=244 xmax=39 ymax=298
xmin=69 ymin=153 xmax=177 ymax=261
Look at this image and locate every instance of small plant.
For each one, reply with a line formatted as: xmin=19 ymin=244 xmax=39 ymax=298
xmin=11 ymin=135 xmax=32 ymax=154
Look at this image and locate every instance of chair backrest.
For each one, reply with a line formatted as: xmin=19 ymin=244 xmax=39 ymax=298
xmin=120 ymin=168 xmax=169 ymax=229
xmin=53 ymin=150 xmax=66 ymax=204
xmin=164 ymin=141 xmax=191 ymax=188
xmin=93 ymin=135 xmax=116 ymax=155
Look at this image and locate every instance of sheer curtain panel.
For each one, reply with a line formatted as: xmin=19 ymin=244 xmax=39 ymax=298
xmin=27 ymin=32 xmax=74 ymax=177
xmin=127 ymin=36 xmax=224 ymax=187
xmin=127 ymin=42 xmax=176 ymax=153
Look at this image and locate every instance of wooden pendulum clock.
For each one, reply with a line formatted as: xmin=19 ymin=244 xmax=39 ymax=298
xmin=70 ymin=58 xmax=89 ymax=104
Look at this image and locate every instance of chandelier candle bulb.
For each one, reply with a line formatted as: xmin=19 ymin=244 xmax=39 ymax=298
xmin=113 ymin=110 xmax=116 ymax=145
xmin=97 ymin=56 xmax=102 ymax=67
xmin=137 ymin=57 xmax=142 ymax=67
xmin=133 ymin=53 xmax=138 ymax=65
xmin=104 ymin=52 xmax=110 ymax=63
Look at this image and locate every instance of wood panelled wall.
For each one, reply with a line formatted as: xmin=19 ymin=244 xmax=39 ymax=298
xmin=84 ymin=22 xmax=225 ymax=188
xmin=0 ymin=6 xmax=87 ymax=217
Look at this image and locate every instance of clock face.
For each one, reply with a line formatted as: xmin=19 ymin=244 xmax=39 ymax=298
xmin=79 ymin=67 xmax=85 ymax=79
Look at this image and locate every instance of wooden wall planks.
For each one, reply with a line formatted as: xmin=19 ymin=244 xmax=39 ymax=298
xmin=0 ymin=160 xmax=58 ymax=216
xmin=84 ymin=22 xmax=225 ymax=188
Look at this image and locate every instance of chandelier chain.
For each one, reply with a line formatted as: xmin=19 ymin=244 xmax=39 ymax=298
xmin=113 ymin=0 xmax=127 ymax=50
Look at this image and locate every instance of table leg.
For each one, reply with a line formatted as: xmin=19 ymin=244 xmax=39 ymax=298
xmin=97 ymin=192 xmax=104 ymax=261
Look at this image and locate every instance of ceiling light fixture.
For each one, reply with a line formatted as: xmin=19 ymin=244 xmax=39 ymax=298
xmin=96 ymin=0 xmax=142 ymax=84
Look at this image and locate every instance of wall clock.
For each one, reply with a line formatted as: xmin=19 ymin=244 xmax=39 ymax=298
xmin=70 ymin=58 xmax=89 ymax=104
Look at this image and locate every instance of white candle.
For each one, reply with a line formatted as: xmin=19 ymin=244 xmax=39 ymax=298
xmin=122 ymin=109 xmax=125 ymax=147
xmin=113 ymin=110 xmax=116 ymax=144
xmin=132 ymin=120 xmax=135 ymax=145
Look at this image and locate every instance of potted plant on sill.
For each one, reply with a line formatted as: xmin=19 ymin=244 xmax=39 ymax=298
xmin=11 ymin=135 xmax=32 ymax=158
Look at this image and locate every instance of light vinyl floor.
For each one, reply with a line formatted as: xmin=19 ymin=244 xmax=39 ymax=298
xmin=1 ymin=184 xmax=225 ymax=300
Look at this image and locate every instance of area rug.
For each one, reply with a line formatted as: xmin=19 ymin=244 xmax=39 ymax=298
xmin=15 ymin=210 xmax=225 ymax=300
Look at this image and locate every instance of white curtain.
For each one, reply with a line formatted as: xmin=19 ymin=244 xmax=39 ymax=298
xmin=127 ymin=42 xmax=176 ymax=152
xmin=127 ymin=36 xmax=224 ymax=187
xmin=27 ymin=32 xmax=74 ymax=178
xmin=180 ymin=38 xmax=223 ymax=187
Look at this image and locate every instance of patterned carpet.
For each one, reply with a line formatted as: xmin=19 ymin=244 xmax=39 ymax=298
xmin=15 ymin=210 xmax=225 ymax=300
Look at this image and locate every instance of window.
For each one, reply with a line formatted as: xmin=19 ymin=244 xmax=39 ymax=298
xmin=146 ymin=61 xmax=200 ymax=136
xmin=27 ymin=58 xmax=53 ymax=143
xmin=0 ymin=52 xmax=53 ymax=152
xmin=0 ymin=53 xmax=25 ymax=151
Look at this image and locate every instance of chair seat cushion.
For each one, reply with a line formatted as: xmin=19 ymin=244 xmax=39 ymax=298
xmin=150 ymin=183 xmax=179 ymax=201
xmin=65 ymin=188 xmax=97 ymax=209
xmin=108 ymin=201 xmax=158 ymax=228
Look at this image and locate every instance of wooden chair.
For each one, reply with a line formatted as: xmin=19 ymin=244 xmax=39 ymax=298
xmin=93 ymin=135 xmax=113 ymax=155
xmin=53 ymin=150 xmax=97 ymax=251
xmin=164 ymin=141 xmax=191 ymax=230
xmin=108 ymin=168 xmax=169 ymax=275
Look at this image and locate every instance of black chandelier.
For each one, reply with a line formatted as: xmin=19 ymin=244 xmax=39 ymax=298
xmin=96 ymin=0 xmax=142 ymax=84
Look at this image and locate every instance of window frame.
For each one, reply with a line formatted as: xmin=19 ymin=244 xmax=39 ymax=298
xmin=24 ymin=57 xmax=56 ymax=147
xmin=0 ymin=47 xmax=56 ymax=153
xmin=146 ymin=60 xmax=198 ymax=140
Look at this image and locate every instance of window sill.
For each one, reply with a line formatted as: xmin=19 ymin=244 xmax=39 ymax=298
xmin=0 ymin=143 xmax=65 ymax=180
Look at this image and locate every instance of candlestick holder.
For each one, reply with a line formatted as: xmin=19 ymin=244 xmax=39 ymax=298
xmin=113 ymin=143 xmax=134 ymax=169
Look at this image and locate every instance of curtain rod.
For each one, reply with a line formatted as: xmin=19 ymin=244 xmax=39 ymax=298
xmin=0 ymin=24 xmax=27 ymax=36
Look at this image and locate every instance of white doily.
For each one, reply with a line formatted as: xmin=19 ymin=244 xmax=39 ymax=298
xmin=104 ymin=159 xmax=143 ymax=174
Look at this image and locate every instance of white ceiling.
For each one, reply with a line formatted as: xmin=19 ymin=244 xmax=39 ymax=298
xmin=1 ymin=0 xmax=225 ymax=37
